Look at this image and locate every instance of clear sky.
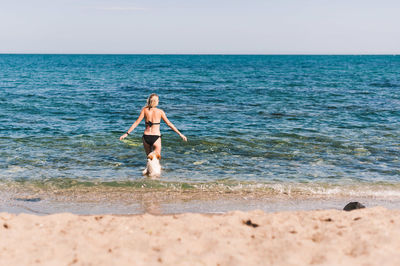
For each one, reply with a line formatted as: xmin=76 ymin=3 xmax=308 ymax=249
xmin=1 ymin=0 xmax=399 ymax=54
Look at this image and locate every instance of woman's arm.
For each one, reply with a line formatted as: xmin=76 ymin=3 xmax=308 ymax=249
xmin=119 ymin=108 xmax=145 ymax=140
xmin=161 ymin=110 xmax=187 ymax=142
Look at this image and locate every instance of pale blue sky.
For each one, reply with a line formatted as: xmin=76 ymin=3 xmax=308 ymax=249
xmin=1 ymin=0 xmax=399 ymax=54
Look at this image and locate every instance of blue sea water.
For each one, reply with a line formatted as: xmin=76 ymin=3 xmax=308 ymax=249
xmin=0 ymin=54 xmax=399 ymax=196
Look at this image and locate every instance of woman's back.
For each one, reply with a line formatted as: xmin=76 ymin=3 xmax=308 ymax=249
xmin=143 ymin=107 xmax=162 ymax=135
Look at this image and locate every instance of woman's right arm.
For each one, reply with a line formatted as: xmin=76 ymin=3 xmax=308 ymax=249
xmin=119 ymin=108 xmax=145 ymax=140
xmin=161 ymin=110 xmax=187 ymax=142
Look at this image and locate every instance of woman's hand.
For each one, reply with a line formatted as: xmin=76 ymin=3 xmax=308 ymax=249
xmin=120 ymin=133 xmax=128 ymax=141
xmin=180 ymin=134 xmax=187 ymax=142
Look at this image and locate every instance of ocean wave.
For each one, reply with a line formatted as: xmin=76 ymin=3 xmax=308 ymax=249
xmin=2 ymin=179 xmax=400 ymax=198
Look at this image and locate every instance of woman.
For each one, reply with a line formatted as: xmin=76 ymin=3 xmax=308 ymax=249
xmin=119 ymin=93 xmax=187 ymax=156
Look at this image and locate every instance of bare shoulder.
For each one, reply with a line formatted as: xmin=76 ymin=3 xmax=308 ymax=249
xmin=157 ymin=108 xmax=165 ymax=115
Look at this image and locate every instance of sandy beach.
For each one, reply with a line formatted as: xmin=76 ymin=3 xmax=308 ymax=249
xmin=1 ymin=207 xmax=400 ymax=265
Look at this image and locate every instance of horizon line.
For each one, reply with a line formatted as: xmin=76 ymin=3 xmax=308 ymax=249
xmin=0 ymin=53 xmax=399 ymax=56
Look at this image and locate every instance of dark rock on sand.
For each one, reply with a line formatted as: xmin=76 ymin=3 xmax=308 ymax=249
xmin=343 ymin=202 xmax=365 ymax=211
xmin=243 ymin=220 xmax=259 ymax=228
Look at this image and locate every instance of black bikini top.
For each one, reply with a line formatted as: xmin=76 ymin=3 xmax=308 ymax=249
xmin=146 ymin=121 xmax=160 ymax=127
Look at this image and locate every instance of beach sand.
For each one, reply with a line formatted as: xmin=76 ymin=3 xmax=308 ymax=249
xmin=1 ymin=207 xmax=400 ymax=265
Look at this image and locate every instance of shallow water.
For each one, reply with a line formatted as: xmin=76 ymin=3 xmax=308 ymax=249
xmin=1 ymin=55 xmax=400 ymax=208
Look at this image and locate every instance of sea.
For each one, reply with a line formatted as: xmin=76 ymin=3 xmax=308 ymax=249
xmin=1 ymin=54 xmax=399 ymax=214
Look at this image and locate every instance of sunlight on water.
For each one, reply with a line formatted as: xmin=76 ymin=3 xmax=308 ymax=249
xmin=0 ymin=55 xmax=399 ymax=196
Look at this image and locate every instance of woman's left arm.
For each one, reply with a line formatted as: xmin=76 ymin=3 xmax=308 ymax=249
xmin=119 ymin=108 xmax=145 ymax=140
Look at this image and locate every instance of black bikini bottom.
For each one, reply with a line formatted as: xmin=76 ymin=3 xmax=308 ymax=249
xmin=142 ymin=134 xmax=161 ymax=146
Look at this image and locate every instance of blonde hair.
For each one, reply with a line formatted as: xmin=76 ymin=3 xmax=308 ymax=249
xmin=146 ymin=93 xmax=159 ymax=109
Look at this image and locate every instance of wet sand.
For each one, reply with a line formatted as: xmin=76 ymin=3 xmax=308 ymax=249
xmin=3 ymin=184 xmax=400 ymax=215
xmin=1 ymin=207 xmax=400 ymax=265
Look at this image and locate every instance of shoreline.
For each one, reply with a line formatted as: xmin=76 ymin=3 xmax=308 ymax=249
xmin=1 ymin=207 xmax=400 ymax=265
xmin=2 ymin=187 xmax=400 ymax=215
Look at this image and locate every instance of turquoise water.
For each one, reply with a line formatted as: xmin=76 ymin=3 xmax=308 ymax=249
xmin=1 ymin=55 xmax=400 ymax=196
